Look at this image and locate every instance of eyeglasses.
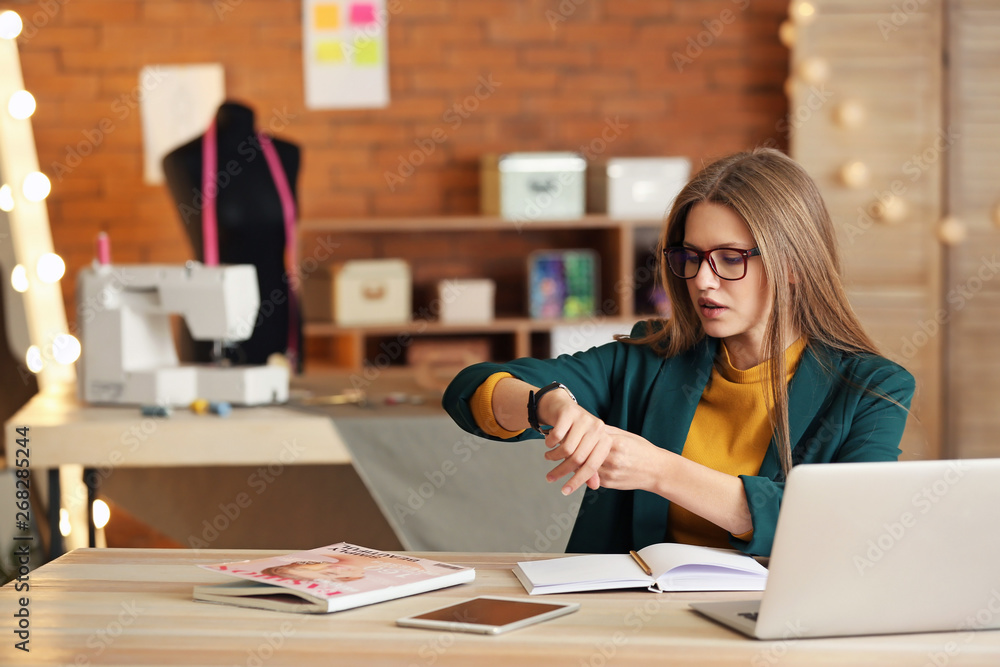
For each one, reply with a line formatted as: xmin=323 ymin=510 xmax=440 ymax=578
xmin=663 ymin=246 xmax=762 ymax=281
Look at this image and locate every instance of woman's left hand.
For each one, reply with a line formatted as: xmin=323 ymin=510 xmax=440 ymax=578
xmin=544 ymin=424 xmax=667 ymax=495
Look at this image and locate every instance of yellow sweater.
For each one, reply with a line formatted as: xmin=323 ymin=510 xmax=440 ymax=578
xmin=469 ymin=338 xmax=807 ymax=548
xmin=670 ymin=337 xmax=806 ymax=547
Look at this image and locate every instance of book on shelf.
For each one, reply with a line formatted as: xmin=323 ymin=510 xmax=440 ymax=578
xmin=513 ymin=543 xmax=767 ymax=595
xmin=193 ymin=542 xmax=475 ymax=614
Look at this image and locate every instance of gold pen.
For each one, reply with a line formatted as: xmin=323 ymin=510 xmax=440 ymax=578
xmin=630 ymin=550 xmax=652 ymax=576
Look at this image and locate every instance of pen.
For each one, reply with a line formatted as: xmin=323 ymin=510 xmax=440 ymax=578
xmin=629 ymin=550 xmax=652 ymax=576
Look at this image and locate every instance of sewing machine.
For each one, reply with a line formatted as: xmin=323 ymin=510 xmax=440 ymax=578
xmin=77 ymin=261 xmax=289 ymax=407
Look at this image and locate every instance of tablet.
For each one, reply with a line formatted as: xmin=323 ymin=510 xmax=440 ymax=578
xmin=396 ymin=596 xmax=580 ymax=635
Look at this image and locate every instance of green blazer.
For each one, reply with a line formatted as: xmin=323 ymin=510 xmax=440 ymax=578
xmin=443 ymin=324 xmax=915 ymax=556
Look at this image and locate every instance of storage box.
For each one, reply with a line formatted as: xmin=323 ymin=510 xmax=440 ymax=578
xmin=437 ymin=279 xmax=495 ymax=324
xmin=407 ymin=337 xmax=491 ymax=367
xmin=305 ymin=259 xmax=411 ymax=326
xmin=588 ymin=157 xmax=691 ymax=219
xmin=481 ymin=152 xmax=587 ymax=222
xmin=528 ymin=250 xmax=599 ymax=319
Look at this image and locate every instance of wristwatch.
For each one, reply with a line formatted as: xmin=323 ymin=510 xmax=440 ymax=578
xmin=527 ymin=381 xmax=577 ymax=435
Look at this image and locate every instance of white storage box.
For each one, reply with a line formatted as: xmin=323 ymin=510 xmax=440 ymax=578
xmin=437 ymin=278 xmax=495 ymax=324
xmin=481 ymin=152 xmax=587 ymax=221
xmin=328 ymin=259 xmax=412 ymax=326
xmin=602 ymin=157 xmax=691 ymax=219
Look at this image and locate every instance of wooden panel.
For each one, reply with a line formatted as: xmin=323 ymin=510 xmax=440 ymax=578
xmin=945 ymin=1 xmax=1000 ymax=458
xmin=791 ymin=1 xmax=944 ymax=459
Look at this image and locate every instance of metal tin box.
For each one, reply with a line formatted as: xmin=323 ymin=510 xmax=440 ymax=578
xmin=481 ymin=152 xmax=587 ymax=222
xmin=589 ymin=157 xmax=691 ymax=219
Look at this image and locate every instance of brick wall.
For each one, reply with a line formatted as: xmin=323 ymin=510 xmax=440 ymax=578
xmin=9 ymin=0 xmax=790 ymax=325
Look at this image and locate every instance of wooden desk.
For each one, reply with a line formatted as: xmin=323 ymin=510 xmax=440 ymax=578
xmin=3 ymin=388 xmax=350 ymax=557
xmin=3 ymin=548 xmax=1000 ymax=666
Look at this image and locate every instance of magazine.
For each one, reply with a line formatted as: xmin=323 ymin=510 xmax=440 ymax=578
xmin=194 ymin=543 xmax=475 ymax=613
xmin=514 ymin=543 xmax=767 ymax=595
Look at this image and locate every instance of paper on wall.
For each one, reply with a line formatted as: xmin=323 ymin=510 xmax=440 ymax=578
xmin=302 ymin=0 xmax=390 ymax=109
xmin=139 ymin=63 xmax=225 ymax=185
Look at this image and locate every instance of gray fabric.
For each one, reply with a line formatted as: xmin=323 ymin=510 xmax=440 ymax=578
xmin=332 ymin=414 xmax=578 ymax=553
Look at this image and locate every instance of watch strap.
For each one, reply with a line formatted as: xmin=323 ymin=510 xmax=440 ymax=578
xmin=527 ymin=381 xmax=577 ymax=434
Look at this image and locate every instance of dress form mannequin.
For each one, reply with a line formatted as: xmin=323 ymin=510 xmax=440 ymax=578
xmin=162 ymin=101 xmax=302 ymax=371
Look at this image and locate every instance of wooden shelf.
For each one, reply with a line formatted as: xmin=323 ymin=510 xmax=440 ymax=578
xmin=303 ymin=315 xmax=644 ymax=337
xmin=298 ymin=215 xmax=663 ymax=368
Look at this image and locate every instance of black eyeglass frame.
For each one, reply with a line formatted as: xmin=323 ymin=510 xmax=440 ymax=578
xmin=663 ymin=246 xmax=762 ymax=281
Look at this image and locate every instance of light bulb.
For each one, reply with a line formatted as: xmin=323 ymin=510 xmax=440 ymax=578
xmin=93 ymin=499 xmax=111 ymax=530
xmin=23 ymin=172 xmax=51 ymax=202
xmin=26 ymin=345 xmax=44 ymax=373
xmin=11 ymin=264 xmax=28 ymax=292
xmin=8 ymin=90 xmax=36 ymax=119
xmin=37 ymin=253 xmax=65 ymax=283
xmin=0 ymin=10 xmax=23 ymax=40
xmin=790 ymin=1 xmax=816 ymax=24
xmin=838 ymin=161 xmax=870 ymax=189
xmin=59 ymin=508 xmax=72 ymax=537
xmin=53 ymin=333 xmax=81 ymax=364
xmin=778 ymin=20 xmax=796 ymax=48
xmin=0 ymin=184 xmax=12 ymax=211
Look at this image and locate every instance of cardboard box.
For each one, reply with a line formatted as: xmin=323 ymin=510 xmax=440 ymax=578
xmin=305 ymin=259 xmax=411 ymax=325
xmin=481 ymin=152 xmax=587 ymax=221
xmin=437 ymin=279 xmax=495 ymax=324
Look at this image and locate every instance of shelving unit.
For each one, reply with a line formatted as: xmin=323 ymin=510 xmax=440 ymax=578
xmin=298 ymin=215 xmax=664 ymax=369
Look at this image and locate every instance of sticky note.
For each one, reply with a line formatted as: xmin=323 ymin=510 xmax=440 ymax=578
xmin=349 ymin=2 xmax=377 ymax=25
xmin=353 ymin=36 xmax=380 ymax=65
xmin=314 ymin=3 xmax=341 ymax=30
xmin=317 ymin=40 xmax=346 ymax=63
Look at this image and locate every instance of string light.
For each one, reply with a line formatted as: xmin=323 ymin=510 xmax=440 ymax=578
xmin=0 ymin=183 xmax=13 ymax=211
xmin=23 ymin=171 xmax=51 ymax=201
xmin=93 ymin=499 xmax=111 ymax=530
xmin=26 ymin=345 xmax=44 ymax=373
xmin=11 ymin=264 xmax=28 ymax=292
xmin=8 ymin=90 xmax=35 ymax=119
xmin=59 ymin=508 xmax=72 ymax=537
xmin=0 ymin=10 xmax=23 ymax=40
xmin=52 ymin=333 xmax=82 ymax=365
xmin=37 ymin=252 xmax=66 ymax=283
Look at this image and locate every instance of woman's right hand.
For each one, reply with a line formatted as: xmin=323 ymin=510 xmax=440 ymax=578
xmin=536 ymin=392 xmax=611 ymax=495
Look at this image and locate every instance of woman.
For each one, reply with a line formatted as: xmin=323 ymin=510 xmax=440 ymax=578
xmin=443 ymin=148 xmax=914 ymax=557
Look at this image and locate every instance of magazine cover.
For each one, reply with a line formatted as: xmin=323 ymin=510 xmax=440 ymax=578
xmin=196 ymin=543 xmax=474 ymax=613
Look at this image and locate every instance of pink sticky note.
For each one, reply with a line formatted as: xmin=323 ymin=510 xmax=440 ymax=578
xmin=349 ymin=2 xmax=377 ymax=25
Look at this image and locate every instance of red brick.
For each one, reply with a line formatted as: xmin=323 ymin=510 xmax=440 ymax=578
xmin=142 ymin=2 xmax=218 ymax=23
xmin=605 ymin=1 xmax=676 ymax=19
xmin=520 ymin=46 xmax=593 ymax=68
xmin=407 ymin=23 xmax=486 ymax=45
xmin=486 ymin=21 xmax=560 ymax=43
xmin=62 ymin=1 xmax=141 ymax=24
xmin=212 ymin=1 xmax=299 ymax=24
xmin=557 ymin=71 xmax=635 ymax=94
xmin=20 ymin=25 xmax=100 ymax=49
xmin=446 ymin=46 xmax=520 ymax=68
xmin=558 ymin=23 xmax=635 ymax=45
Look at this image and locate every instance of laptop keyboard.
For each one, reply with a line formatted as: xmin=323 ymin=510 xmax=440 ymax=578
xmin=738 ymin=612 xmax=759 ymax=622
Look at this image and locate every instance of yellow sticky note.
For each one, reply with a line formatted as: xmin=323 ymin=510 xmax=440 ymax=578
xmin=317 ymin=40 xmax=346 ymax=63
xmin=353 ymin=36 xmax=380 ymax=65
xmin=314 ymin=4 xmax=341 ymax=30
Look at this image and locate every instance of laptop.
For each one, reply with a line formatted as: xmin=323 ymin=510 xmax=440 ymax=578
xmin=690 ymin=458 xmax=1000 ymax=640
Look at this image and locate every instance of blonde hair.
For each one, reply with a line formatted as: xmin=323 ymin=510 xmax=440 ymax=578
xmin=628 ymin=147 xmax=881 ymax=475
